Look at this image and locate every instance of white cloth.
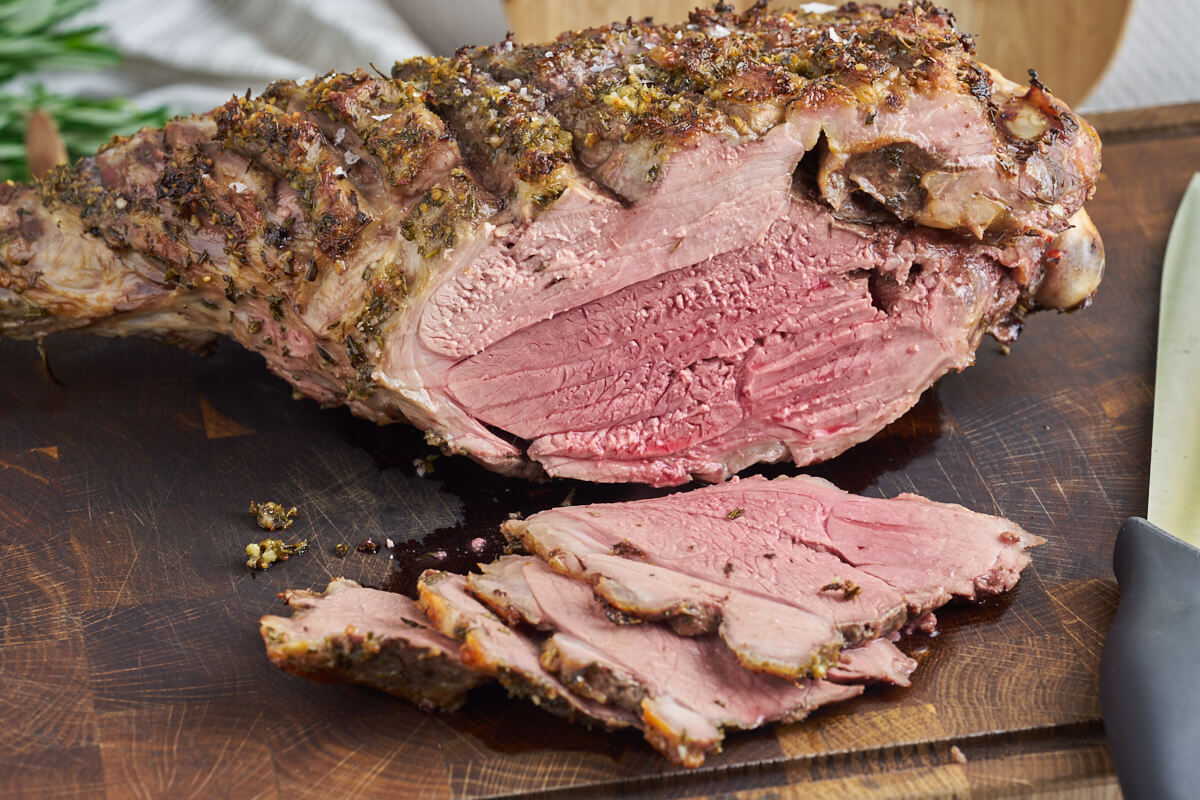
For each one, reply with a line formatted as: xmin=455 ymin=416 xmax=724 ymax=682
xmin=26 ymin=0 xmax=510 ymax=113
xmin=1078 ymin=0 xmax=1200 ymax=113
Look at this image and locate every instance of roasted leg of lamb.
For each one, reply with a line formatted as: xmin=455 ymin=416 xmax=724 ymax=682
xmin=0 ymin=2 xmax=1103 ymax=485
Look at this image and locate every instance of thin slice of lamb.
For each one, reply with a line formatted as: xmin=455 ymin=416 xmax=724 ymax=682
xmin=416 ymin=569 xmax=635 ymax=730
xmin=806 ymin=479 xmax=1046 ymax=603
xmin=472 ymin=555 xmax=845 ymax=680
xmin=259 ymin=578 xmax=486 ymax=712
xmin=473 ymin=556 xmax=863 ymax=766
xmin=467 ymin=553 xmax=550 ymax=629
xmin=565 ymin=552 xmax=845 ymax=678
xmin=554 ymin=553 xmax=915 ymax=685
xmin=509 ymin=498 xmax=908 ymax=644
xmin=828 ymin=638 xmax=918 ymax=688
xmin=505 ymin=474 xmax=1043 ymax=623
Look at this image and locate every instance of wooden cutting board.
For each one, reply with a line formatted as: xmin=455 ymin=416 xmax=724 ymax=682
xmin=1 ymin=104 xmax=1195 ymax=799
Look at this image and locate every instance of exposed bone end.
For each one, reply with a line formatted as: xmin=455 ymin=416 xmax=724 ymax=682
xmin=1035 ymin=207 xmax=1104 ymax=311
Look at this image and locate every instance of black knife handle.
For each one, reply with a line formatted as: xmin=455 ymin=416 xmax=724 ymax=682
xmin=1101 ymin=517 xmax=1200 ymax=800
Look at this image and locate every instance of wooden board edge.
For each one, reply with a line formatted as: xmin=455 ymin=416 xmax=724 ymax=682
xmin=1089 ymin=102 xmax=1200 ymax=144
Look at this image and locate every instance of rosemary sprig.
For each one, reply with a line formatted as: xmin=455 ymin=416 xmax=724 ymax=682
xmin=0 ymin=0 xmax=120 ymax=83
xmin=0 ymin=0 xmax=173 ymax=182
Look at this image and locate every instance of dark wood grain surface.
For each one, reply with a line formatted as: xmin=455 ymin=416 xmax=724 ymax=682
xmin=2 ymin=103 xmax=1195 ymax=799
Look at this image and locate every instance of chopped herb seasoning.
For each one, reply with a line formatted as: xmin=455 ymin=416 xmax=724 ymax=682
xmin=245 ymin=537 xmax=308 ymax=570
xmin=413 ymin=453 xmax=439 ymax=477
xmin=222 ymin=274 xmax=242 ymax=303
xmin=603 ymin=604 xmax=645 ymax=625
xmin=724 ymin=561 xmax=734 ymax=577
xmin=344 ymin=334 xmax=366 ymax=367
xmin=727 ymin=508 xmax=745 ymax=520
xmin=820 ymin=577 xmax=862 ymax=600
xmin=334 ymin=542 xmax=350 ymax=558
xmin=249 ymin=500 xmax=297 ymax=531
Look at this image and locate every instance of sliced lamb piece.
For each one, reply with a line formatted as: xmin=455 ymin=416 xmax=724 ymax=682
xmin=415 ymin=569 xmax=635 ymax=730
xmin=472 ymin=554 xmax=847 ymax=679
xmin=467 ymin=554 xmax=550 ymax=629
xmin=592 ymin=543 xmax=905 ymax=644
xmin=509 ymin=510 xmax=898 ymax=678
xmin=828 ymin=638 xmax=919 ymax=688
xmin=505 ymin=474 xmax=1044 ymax=628
xmin=474 ymin=556 xmax=864 ymax=766
xmin=569 ymin=552 xmax=846 ymax=679
xmin=259 ymin=578 xmax=485 ymax=712
xmin=796 ymin=478 xmax=1047 ymax=602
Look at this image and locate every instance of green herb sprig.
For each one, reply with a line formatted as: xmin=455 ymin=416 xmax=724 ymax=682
xmin=0 ymin=0 xmax=172 ymax=181
xmin=0 ymin=0 xmax=119 ymax=82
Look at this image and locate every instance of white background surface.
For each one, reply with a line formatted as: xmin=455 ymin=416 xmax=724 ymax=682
xmin=1078 ymin=0 xmax=1200 ymax=113
xmin=25 ymin=0 xmax=1200 ymax=116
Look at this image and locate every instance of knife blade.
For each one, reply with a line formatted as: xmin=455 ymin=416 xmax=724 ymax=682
xmin=1101 ymin=173 xmax=1200 ymax=800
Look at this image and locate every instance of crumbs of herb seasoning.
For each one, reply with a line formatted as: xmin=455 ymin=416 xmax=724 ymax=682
xmin=245 ymin=538 xmax=308 ymax=570
xmin=727 ymin=508 xmax=745 ymax=520
xmin=358 ymin=537 xmax=380 ymax=554
xmin=249 ymin=500 xmax=297 ymax=531
xmin=603 ymin=603 xmax=645 ymax=626
xmin=413 ymin=453 xmax=439 ymax=477
xmin=724 ymin=561 xmax=734 ymax=577
xmin=334 ymin=542 xmax=350 ymax=558
xmin=820 ymin=577 xmax=862 ymax=600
